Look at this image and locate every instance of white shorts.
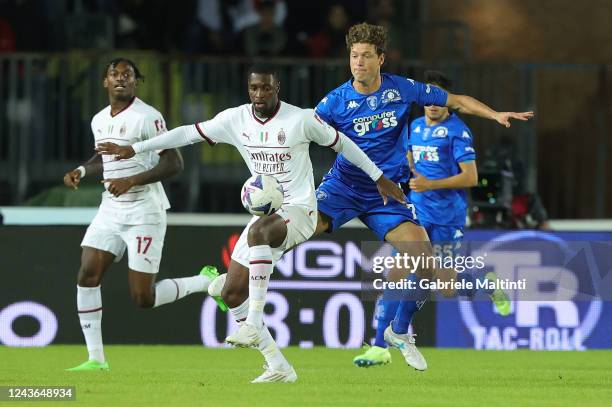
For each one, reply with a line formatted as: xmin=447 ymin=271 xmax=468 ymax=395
xmin=81 ymin=211 xmax=167 ymax=273
xmin=231 ymin=205 xmax=317 ymax=269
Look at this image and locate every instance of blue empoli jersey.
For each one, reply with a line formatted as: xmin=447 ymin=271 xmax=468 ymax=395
xmin=315 ymin=73 xmax=448 ymax=191
xmin=408 ymin=113 xmax=476 ymax=226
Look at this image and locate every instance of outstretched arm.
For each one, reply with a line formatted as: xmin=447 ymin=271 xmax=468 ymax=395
xmin=446 ymin=93 xmax=534 ymax=128
xmin=103 ymin=149 xmax=184 ymax=197
xmin=95 ymin=125 xmax=205 ymax=160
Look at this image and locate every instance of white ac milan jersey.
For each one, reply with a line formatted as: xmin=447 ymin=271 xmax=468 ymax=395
xmin=197 ymin=101 xmax=340 ymax=209
xmin=91 ymin=97 xmax=171 ymax=224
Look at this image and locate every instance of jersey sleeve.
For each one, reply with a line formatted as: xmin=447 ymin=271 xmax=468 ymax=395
xmin=141 ymin=111 xmax=169 ymax=154
xmin=195 ymin=109 xmax=235 ymax=145
xmin=400 ymin=77 xmax=448 ymax=108
xmin=314 ymin=94 xmax=336 ymax=127
xmin=452 ymin=125 xmax=476 ymax=163
xmin=303 ymin=109 xmax=340 ymax=147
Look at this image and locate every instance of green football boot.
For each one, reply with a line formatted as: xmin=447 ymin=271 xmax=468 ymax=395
xmin=353 ymin=345 xmax=392 ymax=368
xmin=201 ymin=266 xmax=228 ymax=312
xmin=66 ymin=360 xmax=109 ymax=371
xmin=486 ymin=272 xmax=512 ymax=316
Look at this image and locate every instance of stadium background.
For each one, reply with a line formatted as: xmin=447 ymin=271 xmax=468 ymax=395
xmin=1 ymin=0 xmax=612 ymax=351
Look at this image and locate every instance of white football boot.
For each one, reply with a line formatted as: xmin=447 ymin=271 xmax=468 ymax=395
xmin=226 ymin=322 xmax=261 ymax=347
xmin=251 ymin=363 xmax=298 ymax=383
xmin=384 ymin=323 xmax=427 ymax=371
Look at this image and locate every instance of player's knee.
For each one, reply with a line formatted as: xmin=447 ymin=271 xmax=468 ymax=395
xmin=130 ymin=289 xmax=154 ymax=308
xmin=247 ymin=222 xmax=270 ymax=246
xmin=77 ymin=265 xmax=103 ymax=287
xmin=221 ymin=285 xmax=247 ymax=308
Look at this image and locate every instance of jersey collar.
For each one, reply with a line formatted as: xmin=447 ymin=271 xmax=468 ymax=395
xmin=251 ymin=101 xmax=281 ymax=125
xmin=110 ymin=96 xmax=136 ymax=118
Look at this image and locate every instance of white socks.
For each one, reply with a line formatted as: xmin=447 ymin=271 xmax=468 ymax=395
xmin=77 ymin=285 xmax=104 ymax=363
xmin=246 ymin=245 xmax=272 ymax=327
xmin=153 ymin=275 xmax=211 ymax=308
xmin=229 ymin=298 xmax=250 ymax=323
xmin=230 ymin=299 xmax=290 ymax=371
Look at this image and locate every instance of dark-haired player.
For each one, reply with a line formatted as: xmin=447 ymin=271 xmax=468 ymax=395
xmin=63 ymin=58 xmax=223 ymax=371
xmin=95 ymin=63 xmax=405 ymax=382
xmin=314 ymin=23 xmax=532 ymax=370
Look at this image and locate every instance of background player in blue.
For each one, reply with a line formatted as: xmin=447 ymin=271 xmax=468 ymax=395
xmin=408 ymin=71 xmax=478 ymax=249
xmin=313 ymin=23 xmax=532 ymax=370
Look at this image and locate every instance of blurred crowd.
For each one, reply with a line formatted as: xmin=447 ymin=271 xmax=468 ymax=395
xmin=0 ymin=0 xmax=421 ymax=59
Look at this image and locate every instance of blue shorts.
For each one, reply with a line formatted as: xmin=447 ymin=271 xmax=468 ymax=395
xmin=420 ymin=220 xmax=464 ymax=255
xmin=316 ymin=174 xmax=418 ymax=241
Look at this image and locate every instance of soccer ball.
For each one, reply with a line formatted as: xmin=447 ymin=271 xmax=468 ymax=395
xmin=240 ymin=174 xmax=284 ymax=216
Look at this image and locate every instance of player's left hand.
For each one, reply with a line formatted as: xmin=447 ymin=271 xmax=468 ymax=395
xmin=494 ymin=111 xmax=534 ymax=128
xmin=95 ymin=142 xmax=136 ymax=160
xmin=375 ymin=175 xmax=406 ymax=206
xmin=102 ymin=177 xmax=136 ymax=197
xmin=409 ymin=171 xmax=432 ymax=192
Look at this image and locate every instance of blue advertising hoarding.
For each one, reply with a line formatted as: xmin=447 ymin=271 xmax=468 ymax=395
xmin=436 ymin=230 xmax=612 ymax=350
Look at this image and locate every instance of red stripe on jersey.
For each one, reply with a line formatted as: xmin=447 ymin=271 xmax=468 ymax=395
xmin=327 ymin=131 xmax=340 ymax=148
xmin=244 ymin=145 xmax=290 ymax=149
xmin=105 ymin=165 xmax=138 ymax=171
xmin=250 ymin=259 xmax=272 ymax=265
xmin=254 ymin=170 xmax=290 ymax=176
xmin=171 ymin=279 xmax=180 ymax=301
xmin=78 ymin=307 xmax=102 ymax=314
xmin=110 ymin=198 xmax=145 ymax=203
xmin=195 ymin=123 xmax=216 ymax=146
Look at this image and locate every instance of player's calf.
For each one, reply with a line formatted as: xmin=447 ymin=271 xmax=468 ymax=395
xmin=221 ymin=283 xmax=249 ymax=308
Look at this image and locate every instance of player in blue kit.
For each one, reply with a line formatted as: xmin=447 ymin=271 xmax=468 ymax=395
xmin=313 ymin=23 xmax=532 ymax=370
xmin=356 ymin=70 xmax=506 ymax=368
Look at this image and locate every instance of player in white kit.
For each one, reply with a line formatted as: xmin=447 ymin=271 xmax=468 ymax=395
xmin=64 ymin=58 xmax=224 ymax=372
xmin=96 ymin=63 xmax=406 ymax=383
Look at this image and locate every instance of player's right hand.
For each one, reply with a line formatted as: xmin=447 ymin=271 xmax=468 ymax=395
xmin=376 ymin=175 xmax=407 ymax=206
xmin=95 ymin=142 xmax=135 ymax=160
xmin=63 ymin=170 xmax=81 ymax=189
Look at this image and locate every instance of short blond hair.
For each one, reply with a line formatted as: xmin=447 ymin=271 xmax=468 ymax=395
xmin=345 ymin=23 xmax=388 ymax=55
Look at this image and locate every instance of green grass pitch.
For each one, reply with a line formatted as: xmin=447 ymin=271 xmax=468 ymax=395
xmin=2 ymin=346 xmax=611 ymax=406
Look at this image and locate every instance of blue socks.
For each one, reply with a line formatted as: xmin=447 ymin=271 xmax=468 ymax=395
xmin=374 ymin=298 xmax=399 ymax=348
xmin=390 ymin=272 xmax=429 ymax=334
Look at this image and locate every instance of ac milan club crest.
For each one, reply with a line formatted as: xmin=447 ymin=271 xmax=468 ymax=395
xmin=120 ymin=122 xmax=127 ymax=136
xmin=277 ymin=129 xmax=286 ymax=145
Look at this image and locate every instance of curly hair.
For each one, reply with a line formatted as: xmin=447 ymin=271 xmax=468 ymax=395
xmin=103 ymin=57 xmax=145 ymax=82
xmin=345 ymin=23 xmax=388 ymax=55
